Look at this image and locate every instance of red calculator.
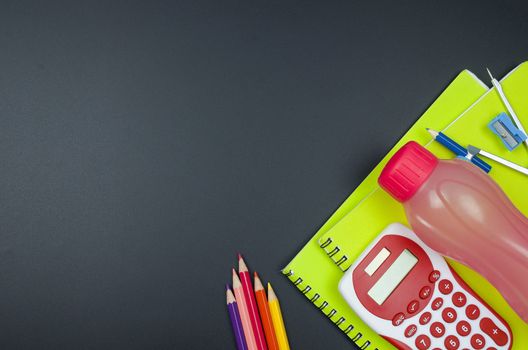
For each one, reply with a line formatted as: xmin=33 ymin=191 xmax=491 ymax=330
xmin=339 ymin=223 xmax=512 ymax=350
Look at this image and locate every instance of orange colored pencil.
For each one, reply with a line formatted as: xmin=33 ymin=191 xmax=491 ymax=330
xmin=254 ymin=272 xmax=279 ymax=350
xmin=238 ymin=255 xmax=268 ymax=350
xmin=233 ymin=269 xmax=258 ymax=350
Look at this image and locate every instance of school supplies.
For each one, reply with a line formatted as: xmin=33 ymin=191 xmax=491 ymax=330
xmin=227 ymin=286 xmax=249 ymax=350
xmin=339 ymin=223 xmax=512 ymax=349
xmin=467 ymin=145 xmax=528 ymax=176
xmin=282 ymin=70 xmax=489 ymax=349
xmin=317 ymin=62 xmax=528 ymax=347
xmin=426 ymin=128 xmax=491 ymax=172
xmin=233 ymin=269 xmax=259 ymax=350
xmin=239 ymin=255 xmax=268 ymax=350
xmin=254 ymin=273 xmax=279 ymax=350
xmin=284 ymin=62 xmax=528 ymax=349
xmin=487 ymin=68 xmax=528 ymax=147
xmin=379 ymin=141 xmax=527 ymax=323
xmin=488 ymin=113 xmax=527 ymax=150
xmin=268 ymin=284 xmax=290 ymax=350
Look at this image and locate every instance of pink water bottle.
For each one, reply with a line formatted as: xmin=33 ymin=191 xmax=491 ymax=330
xmin=378 ymin=141 xmax=528 ymax=323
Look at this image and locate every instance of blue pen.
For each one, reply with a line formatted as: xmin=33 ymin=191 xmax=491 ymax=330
xmin=427 ymin=128 xmax=492 ymax=173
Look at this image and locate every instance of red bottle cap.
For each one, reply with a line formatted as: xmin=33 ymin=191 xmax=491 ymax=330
xmin=378 ymin=141 xmax=438 ymax=202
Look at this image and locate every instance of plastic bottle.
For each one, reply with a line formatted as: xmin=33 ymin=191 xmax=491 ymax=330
xmin=378 ymin=141 xmax=528 ymax=323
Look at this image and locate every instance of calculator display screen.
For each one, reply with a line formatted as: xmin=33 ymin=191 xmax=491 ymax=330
xmin=367 ymin=249 xmax=418 ymax=305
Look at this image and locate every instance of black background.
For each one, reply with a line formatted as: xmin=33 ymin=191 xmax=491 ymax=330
xmin=0 ymin=1 xmax=527 ymax=349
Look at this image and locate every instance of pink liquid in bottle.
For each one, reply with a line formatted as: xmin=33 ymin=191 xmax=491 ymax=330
xmin=378 ymin=141 xmax=528 ymax=323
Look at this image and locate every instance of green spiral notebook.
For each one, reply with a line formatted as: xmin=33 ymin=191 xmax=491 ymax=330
xmin=318 ymin=62 xmax=528 ymax=348
xmin=282 ymin=69 xmax=490 ymax=349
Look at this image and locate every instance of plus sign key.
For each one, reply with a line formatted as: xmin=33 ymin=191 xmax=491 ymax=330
xmin=480 ymin=318 xmax=508 ymax=346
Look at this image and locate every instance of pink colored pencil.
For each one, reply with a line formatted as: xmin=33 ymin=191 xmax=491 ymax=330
xmin=239 ymin=254 xmax=268 ymax=350
xmin=233 ymin=268 xmax=258 ymax=350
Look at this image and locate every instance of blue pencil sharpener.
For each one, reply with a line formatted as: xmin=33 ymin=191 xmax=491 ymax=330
xmin=488 ymin=112 xmax=527 ymax=151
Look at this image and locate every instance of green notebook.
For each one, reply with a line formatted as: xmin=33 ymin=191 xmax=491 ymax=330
xmin=282 ymin=69 xmax=489 ymax=349
xmin=319 ymin=62 xmax=528 ymax=348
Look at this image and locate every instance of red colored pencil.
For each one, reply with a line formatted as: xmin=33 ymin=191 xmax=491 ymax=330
xmin=238 ymin=255 xmax=268 ymax=350
xmin=254 ymin=272 xmax=279 ymax=350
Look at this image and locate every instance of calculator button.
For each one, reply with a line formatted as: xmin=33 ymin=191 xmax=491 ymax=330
xmin=420 ymin=286 xmax=432 ymax=299
xmin=480 ymin=318 xmax=508 ymax=346
xmin=392 ymin=312 xmax=405 ymax=326
xmin=456 ymin=320 xmax=471 ymax=336
xmin=419 ymin=311 xmax=432 ymax=325
xmin=439 ymin=279 xmax=453 ymax=294
xmin=405 ymin=324 xmax=418 ymax=338
xmin=431 ymin=297 xmax=443 ymax=310
xmin=430 ymin=322 xmax=445 ymax=338
xmin=407 ymin=300 xmax=420 ymax=314
xmin=452 ymin=292 xmax=467 ymax=307
xmin=465 ymin=304 xmax=480 ymax=320
xmin=429 ymin=270 xmax=441 ymax=283
xmin=444 ymin=335 xmax=460 ymax=350
xmin=471 ymin=334 xmax=486 ymax=349
xmin=442 ymin=307 xmax=457 ymax=323
xmin=415 ymin=334 xmax=431 ymax=350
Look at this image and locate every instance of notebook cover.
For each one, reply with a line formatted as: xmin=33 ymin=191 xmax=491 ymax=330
xmin=282 ymin=70 xmax=488 ymax=349
xmin=320 ymin=61 xmax=528 ymax=348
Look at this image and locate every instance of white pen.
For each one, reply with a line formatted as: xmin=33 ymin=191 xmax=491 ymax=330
xmin=487 ymin=68 xmax=528 ymax=148
xmin=467 ymin=145 xmax=528 ymax=176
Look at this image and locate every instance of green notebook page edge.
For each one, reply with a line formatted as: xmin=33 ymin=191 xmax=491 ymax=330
xmin=282 ymin=70 xmax=488 ymax=349
xmin=321 ymin=61 xmax=528 ymax=348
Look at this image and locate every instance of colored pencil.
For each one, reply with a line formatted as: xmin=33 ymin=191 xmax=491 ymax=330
xmin=254 ymin=273 xmax=279 ymax=350
xmin=268 ymin=283 xmax=290 ymax=350
xmin=233 ymin=269 xmax=258 ymax=350
xmin=227 ymin=285 xmax=249 ymax=350
xmin=238 ymin=255 xmax=268 ymax=350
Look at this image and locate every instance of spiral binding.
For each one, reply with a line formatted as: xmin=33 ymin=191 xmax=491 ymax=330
xmin=282 ymin=269 xmax=378 ymax=350
xmin=319 ymin=237 xmax=350 ymax=271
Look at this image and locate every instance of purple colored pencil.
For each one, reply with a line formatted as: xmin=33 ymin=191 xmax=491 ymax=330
xmin=227 ymin=285 xmax=248 ymax=350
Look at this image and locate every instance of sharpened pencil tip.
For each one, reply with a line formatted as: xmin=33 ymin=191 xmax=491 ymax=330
xmin=237 ymin=253 xmax=243 ymax=260
xmin=426 ymin=128 xmax=439 ymax=137
xmin=226 ymin=283 xmax=231 ymax=291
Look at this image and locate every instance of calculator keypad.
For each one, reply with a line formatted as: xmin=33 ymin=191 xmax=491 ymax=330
xmin=393 ymin=270 xmax=511 ymax=349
